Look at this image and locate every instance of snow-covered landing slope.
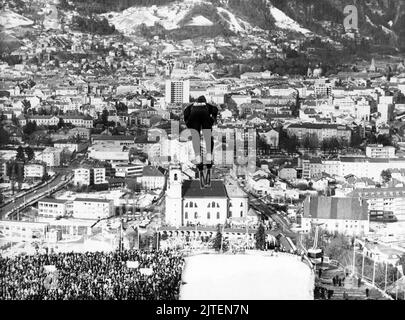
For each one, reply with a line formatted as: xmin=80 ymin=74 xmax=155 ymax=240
xmin=180 ymin=252 xmax=314 ymax=300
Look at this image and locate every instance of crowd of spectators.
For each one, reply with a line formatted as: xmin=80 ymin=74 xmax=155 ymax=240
xmin=0 ymin=249 xmax=185 ymax=300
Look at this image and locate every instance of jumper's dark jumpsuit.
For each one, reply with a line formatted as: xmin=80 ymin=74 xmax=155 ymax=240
xmin=183 ymin=99 xmax=218 ymax=170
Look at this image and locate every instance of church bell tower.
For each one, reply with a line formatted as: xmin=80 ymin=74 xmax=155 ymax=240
xmin=165 ymin=164 xmax=183 ymax=226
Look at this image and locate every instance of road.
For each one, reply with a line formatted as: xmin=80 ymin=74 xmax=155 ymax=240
xmin=249 ymin=196 xmax=294 ymax=235
xmin=0 ymin=173 xmax=72 ymax=220
xmin=233 ymin=178 xmax=295 ymax=237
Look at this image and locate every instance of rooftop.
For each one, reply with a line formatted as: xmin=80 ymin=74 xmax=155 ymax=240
xmin=142 ymin=166 xmax=164 ymax=177
xmin=182 ymin=180 xmax=228 ymax=198
xmin=38 ymin=198 xmax=67 ymax=204
xmin=73 ymin=198 xmax=112 ymax=203
xmin=303 ymin=196 xmax=368 ymax=221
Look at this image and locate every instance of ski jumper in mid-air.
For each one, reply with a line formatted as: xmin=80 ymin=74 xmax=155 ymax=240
xmin=183 ymin=96 xmax=218 ymax=188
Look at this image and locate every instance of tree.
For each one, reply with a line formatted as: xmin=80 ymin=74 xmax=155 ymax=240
xmin=213 ymin=224 xmax=224 ymax=252
xmin=16 ymin=146 xmax=26 ymax=162
xmin=351 ymin=131 xmax=363 ymax=148
xmin=255 ymin=223 xmax=266 ymax=250
xmin=101 ymin=109 xmax=109 ymax=126
xmin=376 ymin=134 xmax=392 ymax=146
xmin=279 ymin=130 xmax=299 ymax=154
xmin=323 ymin=233 xmax=351 ymax=262
xmin=42 ymin=172 xmax=51 ymax=183
xmin=381 ymin=169 xmax=392 ymax=183
xmin=302 ymin=133 xmax=319 ymax=151
xmin=58 ymin=117 xmax=65 ymax=129
xmin=0 ymin=127 xmax=10 ymax=145
xmin=25 ymin=146 xmax=35 ymax=162
xmin=23 ymin=121 xmax=37 ymax=135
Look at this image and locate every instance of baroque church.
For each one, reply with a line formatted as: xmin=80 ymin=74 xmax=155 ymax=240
xmin=165 ymin=165 xmax=249 ymax=227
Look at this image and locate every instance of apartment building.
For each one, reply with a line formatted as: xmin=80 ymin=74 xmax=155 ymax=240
xmin=165 ymin=79 xmax=190 ymax=104
xmin=24 ymin=163 xmax=45 ymax=179
xmin=287 ymin=123 xmax=352 ymax=144
xmin=302 ymin=157 xmax=405 ymax=180
xmin=38 ymin=198 xmax=67 ymax=218
xmin=73 ymin=167 xmax=106 ymax=186
xmin=365 ymin=144 xmax=395 ymax=158
xmin=37 ymin=147 xmax=61 ymax=167
xmin=72 ymin=198 xmax=114 ymax=220
xmin=350 ymin=187 xmax=405 ymax=222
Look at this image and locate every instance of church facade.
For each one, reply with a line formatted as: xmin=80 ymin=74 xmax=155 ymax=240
xmin=165 ymin=165 xmax=249 ymax=227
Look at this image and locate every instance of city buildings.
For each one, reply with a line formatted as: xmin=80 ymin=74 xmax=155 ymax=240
xmin=24 ymin=163 xmax=46 ymax=179
xmin=301 ymin=196 xmax=369 ymax=235
xmin=37 ymin=147 xmax=61 ymax=167
xmin=73 ymin=166 xmax=106 ymax=186
xmin=38 ymin=198 xmax=68 ymax=218
xmin=165 ymin=79 xmax=190 ymax=104
xmin=72 ymin=198 xmax=114 ymax=220
xmin=138 ymin=166 xmax=165 ymax=190
xmin=287 ymin=123 xmax=352 ymax=143
xmin=365 ymin=144 xmax=396 ymax=158
xmin=114 ymin=162 xmax=144 ymax=178
xmin=350 ymin=187 xmax=405 ymax=222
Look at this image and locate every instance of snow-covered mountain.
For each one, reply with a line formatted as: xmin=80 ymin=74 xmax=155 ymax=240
xmin=1 ymin=0 xmax=404 ymax=52
xmin=101 ymin=0 xmax=312 ymax=37
xmin=0 ymin=9 xmax=34 ymax=29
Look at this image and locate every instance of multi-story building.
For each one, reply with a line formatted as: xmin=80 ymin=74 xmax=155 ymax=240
xmin=365 ymin=144 xmax=395 ymax=158
xmin=92 ymin=167 xmax=106 ymax=185
xmin=61 ymin=115 xmax=93 ymax=128
xmin=24 ymin=163 xmax=46 ymax=179
xmin=314 ymin=78 xmax=333 ymax=97
xmin=287 ymin=123 xmax=352 ymax=144
xmin=73 ymin=167 xmax=91 ymax=186
xmin=91 ymin=135 xmax=135 ymax=147
xmin=114 ymin=162 xmax=144 ymax=178
xmin=165 ymin=79 xmax=190 ymax=104
xmin=25 ymin=115 xmax=93 ymax=128
xmin=226 ymin=183 xmax=249 ymax=219
xmin=26 ymin=115 xmax=59 ymax=126
xmin=302 ymin=157 xmax=405 ymax=180
xmin=54 ymin=142 xmax=87 ymax=153
xmin=301 ymin=196 xmax=369 ymax=236
xmin=69 ymin=128 xmax=91 ymax=140
xmin=0 ymin=160 xmax=7 ymax=180
xmin=88 ymin=145 xmax=129 ymax=163
xmin=38 ymin=198 xmax=67 ymax=218
xmin=138 ymin=166 xmax=165 ymax=190
xmin=350 ymin=187 xmax=405 ymax=222
xmin=38 ymin=147 xmax=61 ymax=167
xmin=72 ymin=198 xmax=114 ymax=220
xmin=0 ymin=220 xmax=49 ymax=241
xmin=73 ymin=167 xmax=106 ymax=186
